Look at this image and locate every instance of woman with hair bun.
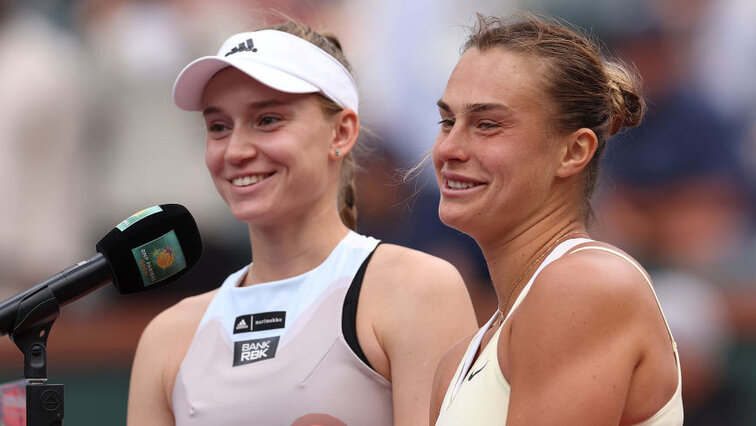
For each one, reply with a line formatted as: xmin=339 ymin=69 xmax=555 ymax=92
xmin=430 ymin=14 xmax=683 ymax=425
xmin=126 ymin=19 xmax=477 ymax=426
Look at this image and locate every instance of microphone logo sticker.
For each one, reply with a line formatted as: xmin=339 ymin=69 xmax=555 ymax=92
xmin=116 ymin=205 xmax=162 ymax=231
xmin=131 ymin=230 xmax=188 ymax=287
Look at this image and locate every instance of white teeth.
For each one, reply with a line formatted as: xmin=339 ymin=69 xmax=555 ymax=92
xmin=447 ymin=180 xmax=478 ymax=189
xmin=232 ymin=174 xmax=270 ymax=187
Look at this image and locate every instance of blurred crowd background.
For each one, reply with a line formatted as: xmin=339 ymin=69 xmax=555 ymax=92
xmin=0 ymin=0 xmax=754 ymax=424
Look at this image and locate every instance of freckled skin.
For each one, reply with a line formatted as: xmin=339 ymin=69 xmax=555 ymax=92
xmin=429 ymin=47 xmax=680 ymax=425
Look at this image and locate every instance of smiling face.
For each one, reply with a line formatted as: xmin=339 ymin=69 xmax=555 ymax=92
xmin=432 ymin=48 xmax=564 ymax=242
xmin=201 ymin=67 xmax=340 ymax=226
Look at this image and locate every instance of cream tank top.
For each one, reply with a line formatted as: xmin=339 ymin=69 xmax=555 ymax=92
xmin=436 ymin=238 xmax=684 ymax=426
xmin=172 ymin=231 xmax=393 ymax=425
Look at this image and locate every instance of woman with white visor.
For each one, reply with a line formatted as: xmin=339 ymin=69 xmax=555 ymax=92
xmin=126 ymin=19 xmax=477 ymax=426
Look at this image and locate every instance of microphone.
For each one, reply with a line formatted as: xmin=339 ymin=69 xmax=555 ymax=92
xmin=0 ymin=204 xmax=203 ymax=337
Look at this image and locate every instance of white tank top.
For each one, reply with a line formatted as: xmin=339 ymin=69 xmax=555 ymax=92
xmin=436 ymin=238 xmax=683 ymax=426
xmin=172 ymin=231 xmax=393 ymax=425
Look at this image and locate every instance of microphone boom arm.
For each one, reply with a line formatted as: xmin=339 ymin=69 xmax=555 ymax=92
xmin=0 ymin=254 xmax=111 ymax=337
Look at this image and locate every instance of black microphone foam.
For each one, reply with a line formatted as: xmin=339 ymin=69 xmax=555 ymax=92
xmin=0 ymin=204 xmax=203 ymax=338
xmin=96 ymin=203 xmax=203 ymax=294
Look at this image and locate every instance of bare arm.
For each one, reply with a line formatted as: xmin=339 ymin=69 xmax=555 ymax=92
xmin=127 ymin=311 xmax=176 ymax=426
xmin=127 ymin=292 xmax=213 ymax=426
xmin=362 ymin=245 xmax=478 ymax=426
xmin=504 ymin=251 xmax=671 ymax=425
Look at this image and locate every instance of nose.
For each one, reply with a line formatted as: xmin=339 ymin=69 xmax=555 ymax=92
xmin=432 ymin=123 xmax=470 ymax=164
xmin=224 ymin=127 xmax=257 ymax=164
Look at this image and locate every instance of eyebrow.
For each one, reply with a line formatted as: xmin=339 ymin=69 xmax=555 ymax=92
xmin=437 ymin=99 xmax=452 ymax=112
xmin=436 ymin=99 xmax=512 ymax=115
xmin=202 ymin=99 xmax=292 ymax=116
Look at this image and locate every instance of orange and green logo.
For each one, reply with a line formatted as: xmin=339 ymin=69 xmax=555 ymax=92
xmin=131 ymin=230 xmax=187 ymax=287
xmin=154 ymin=247 xmax=175 ymax=268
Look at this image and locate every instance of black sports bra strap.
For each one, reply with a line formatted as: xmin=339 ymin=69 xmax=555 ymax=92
xmin=341 ymin=243 xmax=381 ymax=369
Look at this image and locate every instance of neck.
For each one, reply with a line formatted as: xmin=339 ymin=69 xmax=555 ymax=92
xmin=481 ymin=215 xmax=587 ymax=316
xmin=242 ymin=206 xmax=350 ymax=286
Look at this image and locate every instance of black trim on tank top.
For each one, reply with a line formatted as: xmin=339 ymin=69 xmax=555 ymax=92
xmin=342 ymin=244 xmax=381 ymax=370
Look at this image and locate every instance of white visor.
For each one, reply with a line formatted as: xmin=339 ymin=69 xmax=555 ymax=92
xmin=173 ymin=29 xmax=358 ymax=113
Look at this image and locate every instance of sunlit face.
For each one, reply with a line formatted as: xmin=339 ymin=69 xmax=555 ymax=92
xmin=201 ymin=67 xmax=338 ymax=226
xmin=432 ymin=48 xmax=562 ymax=242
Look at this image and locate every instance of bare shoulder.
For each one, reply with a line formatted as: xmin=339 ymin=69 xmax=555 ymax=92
xmin=136 ymin=289 xmax=219 ymax=385
xmin=503 ymin=243 xmax=677 ymax=423
xmin=358 ymin=243 xmax=478 ymax=424
xmin=527 ymin=241 xmax=653 ymax=314
xmin=144 ymin=289 xmax=218 ymax=342
xmin=510 ymin=241 xmax=660 ymax=366
xmin=368 ymin=243 xmax=467 ymax=292
xmin=127 ymin=289 xmax=219 ymax=425
xmin=359 ymin=242 xmax=476 ymax=350
xmin=362 ymin=243 xmax=475 ymax=325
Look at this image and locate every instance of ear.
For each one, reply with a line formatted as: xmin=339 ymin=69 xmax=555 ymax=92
xmin=555 ymin=128 xmax=598 ymax=178
xmin=329 ymin=109 xmax=360 ymax=159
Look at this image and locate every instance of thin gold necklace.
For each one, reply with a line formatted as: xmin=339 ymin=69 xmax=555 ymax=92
xmin=495 ymin=231 xmax=588 ymax=326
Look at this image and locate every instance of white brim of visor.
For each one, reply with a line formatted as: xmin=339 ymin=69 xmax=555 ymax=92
xmin=172 ymin=29 xmax=358 ymax=113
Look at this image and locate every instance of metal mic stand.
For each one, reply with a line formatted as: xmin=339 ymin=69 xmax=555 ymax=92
xmin=9 ymin=285 xmax=65 ymax=425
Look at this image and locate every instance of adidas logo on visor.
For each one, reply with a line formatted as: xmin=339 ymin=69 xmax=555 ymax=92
xmin=225 ymin=38 xmax=257 ymax=57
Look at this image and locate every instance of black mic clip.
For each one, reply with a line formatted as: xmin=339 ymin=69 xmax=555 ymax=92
xmin=9 ymin=285 xmax=65 ymax=425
